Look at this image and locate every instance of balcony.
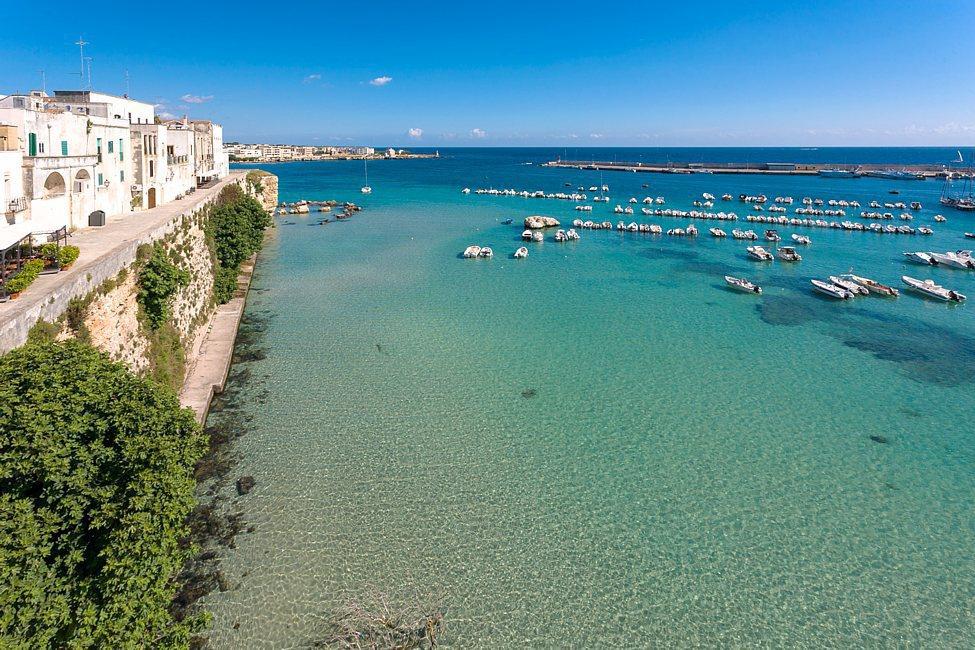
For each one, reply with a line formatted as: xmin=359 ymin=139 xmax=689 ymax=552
xmin=24 ymin=155 xmax=98 ymax=170
xmin=7 ymin=197 xmax=27 ymax=213
xmin=167 ymin=154 xmax=190 ymax=165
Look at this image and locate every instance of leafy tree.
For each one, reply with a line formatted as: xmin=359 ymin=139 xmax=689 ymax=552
xmin=208 ymin=186 xmax=270 ymax=304
xmin=138 ymin=244 xmax=190 ymax=329
xmin=0 ymin=341 xmax=207 ymax=648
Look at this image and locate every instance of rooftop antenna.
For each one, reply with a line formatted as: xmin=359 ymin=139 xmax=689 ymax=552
xmin=38 ymin=69 xmax=46 ymax=94
xmin=75 ymin=36 xmax=88 ymax=87
xmin=84 ymin=57 xmax=93 ymax=90
xmin=124 ymin=69 xmax=130 ymax=97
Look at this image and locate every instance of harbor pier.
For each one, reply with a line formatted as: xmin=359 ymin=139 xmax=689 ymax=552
xmin=543 ymin=160 xmax=950 ymax=178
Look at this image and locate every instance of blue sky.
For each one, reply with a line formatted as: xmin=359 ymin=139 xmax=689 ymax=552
xmin=3 ymin=1 xmax=974 ymax=146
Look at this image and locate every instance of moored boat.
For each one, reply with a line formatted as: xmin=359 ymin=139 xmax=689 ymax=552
xmin=904 ymin=251 xmax=936 ymax=265
xmin=777 ymin=246 xmax=802 ymax=262
xmin=514 ymin=246 xmax=528 ymax=259
xmin=709 ymin=227 xmax=727 ymax=237
xmin=902 ymin=276 xmax=966 ymax=302
xmin=522 ymin=229 xmax=534 ymax=241
xmin=829 ymin=275 xmax=869 ymax=296
xmin=725 ymin=275 xmax=762 ymax=294
xmin=841 ymin=274 xmax=898 ymax=296
xmin=811 ymin=279 xmax=854 ymax=299
xmin=463 ymin=245 xmax=481 ymax=258
xmin=478 ymin=247 xmax=494 ymax=258
xmin=747 ymin=245 xmax=774 ymax=261
xmin=929 ymin=251 xmax=975 ymax=269
xmin=791 ymin=233 xmax=812 ymax=245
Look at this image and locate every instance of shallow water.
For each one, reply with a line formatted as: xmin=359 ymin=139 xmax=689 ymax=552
xmin=202 ymin=150 xmax=975 ymax=647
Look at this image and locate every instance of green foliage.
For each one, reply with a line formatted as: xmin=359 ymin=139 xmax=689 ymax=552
xmin=245 ymin=170 xmax=267 ymax=196
xmin=26 ymin=320 xmax=59 ymax=344
xmin=38 ymin=243 xmax=59 ymax=260
xmin=0 ymin=340 xmax=207 ymax=648
xmin=4 ymin=260 xmax=44 ymax=294
xmin=57 ymin=245 xmax=79 ymax=267
xmin=138 ymin=244 xmax=190 ymax=330
xmin=147 ymin=322 xmax=187 ymax=392
xmin=208 ymin=186 xmax=270 ymax=304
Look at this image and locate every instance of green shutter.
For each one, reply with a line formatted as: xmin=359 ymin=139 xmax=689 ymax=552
xmin=119 ymin=139 xmax=124 ymax=160
xmin=108 ymin=140 xmax=114 ymax=153
xmin=28 ymin=132 xmax=37 ymax=156
xmin=61 ymin=140 xmax=68 ymax=156
xmin=97 ymin=173 xmax=103 ymax=186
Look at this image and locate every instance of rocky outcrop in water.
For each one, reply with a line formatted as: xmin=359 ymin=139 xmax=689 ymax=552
xmin=524 ymin=215 xmax=560 ymax=229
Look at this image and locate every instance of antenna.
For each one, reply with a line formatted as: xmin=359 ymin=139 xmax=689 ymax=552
xmin=38 ymin=69 xmax=46 ymax=94
xmin=84 ymin=57 xmax=93 ymax=90
xmin=75 ymin=36 xmax=88 ymax=87
xmin=124 ymin=69 xmax=130 ymax=97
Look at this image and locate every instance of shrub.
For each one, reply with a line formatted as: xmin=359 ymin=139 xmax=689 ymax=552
xmin=39 ymin=242 xmax=59 ymax=260
xmin=0 ymin=340 xmax=207 ymax=647
xmin=57 ymin=245 xmax=80 ymax=267
xmin=138 ymin=244 xmax=190 ymax=329
xmin=207 ymin=187 xmax=270 ymax=304
xmin=4 ymin=259 xmax=44 ymax=294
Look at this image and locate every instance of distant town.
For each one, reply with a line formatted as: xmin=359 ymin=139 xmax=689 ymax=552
xmin=223 ymin=143 xmax=438 ymax=163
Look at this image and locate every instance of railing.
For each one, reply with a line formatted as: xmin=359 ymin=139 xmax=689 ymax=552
xmin=24 ymin=154 xmax=98 ymax=169
xmin=7 ymin=197 xmax=27 ymax=213
xmin=167 ymin=155 xmax=189 ymax=165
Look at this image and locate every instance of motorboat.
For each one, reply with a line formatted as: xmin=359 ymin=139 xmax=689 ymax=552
xmin=522 ymin=229 xmax=534 ymax=241
xmin=462 ymin=188 xmax=471 ymax=194
xmin=791 ymin=233 xmax=812 ymax=245
xmin=514 ymin=247 xmax=529 ymax=259
xmin=902 ymin=276 xmax=966 ymax=302
xmin=747 ymin=246 xmax=774 ymax=261
xmin=764 ymin=229 xmax=781 ymax=242
xmin=929 ymin=251 xmax=975 ymax=269
xmin=934 ymin=215 xmax=946 ymax=222
xmin=685 ymin=225 xmax=699 ymax=236
xmin=777 ymin=246 xmax=802 ymax=262
xmin=841 ymin=274 xmax=899 ymax=296
xmin=811 ymin=279 xmax=854 ymax=299
xmin=463 ymin=245 xmax=481 ymax=258
xmin=478 ymin=247 xmax=494 ymax=258
xmin=725 ymin=275 xmax=762 ymax=294
xmin=531 ymin=232 xmax=543 ymax=242
xmin=614 ymin=205 xmax=624 ymax=214
xmin=904 ymin=251 xmax=936 ymax=265
xmin=910 ymin=201 xmax=922 ymax=210
xmin=502 ymin=218 xmax=514 ymax=225
xmin=709 ymin=227 xmax=727 ymax=237
xmin=566 ymin=229 xmax=580 ymax=240
xmin=555 ymin=229 xmax=567 ymax=242
xmin=965 ymin=232 xmax=975 ymax=239
xmin=918 ymin=226 xmax=933 ymax=235
xmin=667 ymin=228 xmax=686 ymax=236
xmin=829 ymin=275 xmax=869 ymax=295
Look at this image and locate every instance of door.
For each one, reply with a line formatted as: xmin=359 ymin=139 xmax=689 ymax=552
xmin=147 ymin=187 xmax=156 ymax=209
xmin=28 ymin=132 xmax=37 ymax=156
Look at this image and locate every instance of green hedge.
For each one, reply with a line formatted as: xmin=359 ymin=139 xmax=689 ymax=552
xmin=0 ymin=340 xmax=207 ymax=647
xmin=4 ymin=259 xmax=44 ymax=294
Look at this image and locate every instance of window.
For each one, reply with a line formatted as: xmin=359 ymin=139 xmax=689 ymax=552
xmin=28 ymin=132 xmax=37 ymax=156
xmin=108 ymin=140 xmax=114 ymax=153
xmin=149 ymin=160 xmax=154 ymax=177
xmin=61 ymin=140 xmax=68 ymax=156
xmin=120 ymin=170 xmax=125 ymax=182
xmin=96 ymin=138 xmax=101 ymax=152
xmin=119 ymin=139 xmax=124 ymax=160
xmin=97 ymin=173 xmax=103 ymax=186
xmin=39 ymin=142 xmax=45 ymax=154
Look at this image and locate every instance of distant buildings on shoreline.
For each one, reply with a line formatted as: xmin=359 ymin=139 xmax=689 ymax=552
xmin=0 ymin=89 xmax=229 ymax=238
xmin=224 ymin=143 xmax=437 ymax=163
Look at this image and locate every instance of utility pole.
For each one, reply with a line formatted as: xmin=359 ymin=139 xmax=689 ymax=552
xmin=75 ymin=36 xmax=88 ymax=86
xmin=84 ymin=57 xmax=93 ymax=90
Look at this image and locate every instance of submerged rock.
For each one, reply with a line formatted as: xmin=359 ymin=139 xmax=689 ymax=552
xmin=869 ymin=435 xmax=889 ymax=444
xmin=236 ymin=475 xmax=256 ymax=495
xmin=521 ymin=388 xmax=537 ymax=399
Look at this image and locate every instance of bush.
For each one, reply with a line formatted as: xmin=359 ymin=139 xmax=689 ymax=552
xmin=39 ymin=242 xmax=59 ymax=260
xmin=4 ymin=259 xmax=44 ymax=294
xmin=57 ymin=245 xmax=80 ymax=267
xmin=138 ymin=244 xmax=190 ymax=329
xmin=208 ymin=187 xmax=270 ymax=304
xmin=0 ymin=340 xmax=207 ymax=647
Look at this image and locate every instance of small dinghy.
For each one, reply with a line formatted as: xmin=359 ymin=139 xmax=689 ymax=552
xmin=747 ymin=245 xmax=774 ymax=261
xmin=811 ymin=279 xmax=854 ymax=299
xmin=514 ymin=246 xmax=529 ymax=259
xmin=841 ymin=274 xmax=898 ymax=297
xmin=829 ymin=275 xmax=869 ymax=296
xmin=902 ymin=276 xmax=966 ymax=302
xmin=725 ymin=275 xmax=762 ymax=294
xmin=502 ymin=218 xmax=514 ymax=225
xmin=521 ymin=229 xmax=534 ymax=241
xmin=463 ymin=245 xmax=481 ymax=258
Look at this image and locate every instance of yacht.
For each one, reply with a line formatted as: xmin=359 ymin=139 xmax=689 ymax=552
xmin=360 ymin=160 xmax=372 ymax=194
xmin=478 ymin=247 xmax=494 ymax=258
xmin=514 ymin=247 xmax=529 ymax=259
xmin=777 ymin=246 xmax=802 ymax=262
xmin=929 ymin=251 xmax=975 ymax=269
xmin=841 ymin=274 xmax=899 ymax=296
xmin=463 ymin=245 xmax=481 ymax=258
xmin=811 ymin=279 xmax=854 ymax=299
xmin=829 ymin=276 xmax=869 ymax=295
xmin=902 ymin=276 xmax=966 ymax=302
xmin=709 ymin=227 xmax=727 ymax=237
xmin=747 ymin=245 xmax=774 ymax=261
xmin=791 ymin=233 xmax=812 ymax=245
xmin=725 ymin=276 xmax=762 ymax=293
xmin=904 ymin=251 xmax=936 ymax=265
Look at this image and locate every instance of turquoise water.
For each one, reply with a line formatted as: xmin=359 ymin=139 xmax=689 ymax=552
xmin=202 ymin=150 xmax=974 ymax=647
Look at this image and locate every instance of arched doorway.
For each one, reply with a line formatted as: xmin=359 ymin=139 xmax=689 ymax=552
xmin=147 ymin=187 xmax=157 ymax=209
xmin=73 ymin=169 xmax=90 ymax=193
xmin=43 ymin=172 xmax=66 ymax=198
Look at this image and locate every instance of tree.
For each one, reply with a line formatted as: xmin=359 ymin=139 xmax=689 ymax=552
xmin=0 ymin=341 xmax=207 ymax=648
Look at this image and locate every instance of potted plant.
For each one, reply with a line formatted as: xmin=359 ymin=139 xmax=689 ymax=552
xmin=5 ymin=259 xmax=45 ymax=298
xmin=57 ymin=245 xmax=80 ymax=270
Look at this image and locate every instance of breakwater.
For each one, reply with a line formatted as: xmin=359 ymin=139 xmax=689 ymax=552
xmin=544 ymin=160 xmax=950 ymax=177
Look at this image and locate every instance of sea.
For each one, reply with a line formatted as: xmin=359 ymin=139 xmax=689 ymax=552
xmin=201 ymin=148 xmax=975 ymax=647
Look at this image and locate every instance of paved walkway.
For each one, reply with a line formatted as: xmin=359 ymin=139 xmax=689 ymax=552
xmin=0 ymin=172 xmax=245 ymax=352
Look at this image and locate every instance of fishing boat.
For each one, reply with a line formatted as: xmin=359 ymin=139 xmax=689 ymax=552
xmin=830 ymin=276 xmax=869 ymax=295
xmin=841 ymin=274 xmax=899 ymax=296
xmin=747 ymin=245 xmax=774 ymax=261
xmin=791 ymin=233 xmax=812 ymax=245
xmin=463 ymin=245 xmax=481 ymax=258
xmin=904 ymin=251 xmax=936 ymax=265
xmin=902 ymin=276 xmax=966 ymax=302
xmin=360 ymin=160 xmax=372 ymax=194
xmin=811 ymin=279 xmax=854 ymax=299
xmin=514 ymin=247 xmax=529 ymax=259
xmin=709 ymin=227 xmax=727 ymax=237
xmin=725 ymin=276 xmax=762 ymax=294
xmin=777 ymin=246 xmax=802 ymax=262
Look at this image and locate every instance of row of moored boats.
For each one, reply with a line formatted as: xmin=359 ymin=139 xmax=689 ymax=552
xmin=726 ymin=274 xmax=965 ymax=302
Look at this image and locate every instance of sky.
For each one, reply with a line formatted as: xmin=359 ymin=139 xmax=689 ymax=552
xmin=2 ymin=0 xmax=974 ymax=147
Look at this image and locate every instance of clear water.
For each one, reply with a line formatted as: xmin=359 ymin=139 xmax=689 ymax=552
xmin=202 ymin=149 xmax=975 ymax=647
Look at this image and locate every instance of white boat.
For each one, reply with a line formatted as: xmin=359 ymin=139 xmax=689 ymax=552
xmin=531 ymin=232 xmax=543 ymax=242
xmin=777 ymin=246 xmax=802 ymax=262
xmin=934 ymin=214 xmax=946 ymax=222
xmin=566 ymin=229 xmax=580 ymax=240
xmin=929 ymin=251 xmax=975 ymax=269
xmin=829 ymin=275 xmax=868 ymax=295
xmin=555 ymin=229 xmax=567 ymax=242
xmin=725 ymin=275 xmax=762 ymax=294
xmin=811 ymin=279 xmax=854 ymax=299
xmin=360 ymin=160 xmax=372 ymax=194
xmin=841 ymin=274 xmax=899 ymax=297
xmin=462 ymin=188 xmax=471 ymax=194
xmin=904 ymin=251 xmax=936 ymax=265
xmin=463 ymin=245 xmax=481 ymax=258
xmin=747 ymin=245 xmax=774 ymax=261
xmin=685 ymin=225 xmax=698 ymax=236
xmin=521 ymin=229 xmax=534 ymax=241
xmin=764 ymin=229 xmax=781 ymax=242
xmin=514 ymin=247 xmax=528 ymax=259
xmin=965 ymin=232 xmax=975 ymax=239
xmin=478 ymin=247 xmax=494 ymax=258
xmin=902 ymin=276 xmax=966 ymax=302
xmin=709 ymin=227 xmax=727 ymax=237
xmin=614 ymin=205 xmax=624 ymax=214
xmin=791 ymin=233 xmax=811 ymax=245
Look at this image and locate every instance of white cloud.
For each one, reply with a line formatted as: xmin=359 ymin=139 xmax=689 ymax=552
xmin=181 ymin=93 xmax=213 ymax=104
xmin=369 ymin=76 xmax=393 ymax=86
xmin=470 ymin=128 xmax=487 ymax=139
xmin=158 ymin=111 xmax=176 ymax=120
xmin=408 ymin=127 xmax=423 ymax=139
xmin=303 ymin=73 xmax=322 ymax=83
xmin=589 ymin=133 xmax=603 ymax=139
